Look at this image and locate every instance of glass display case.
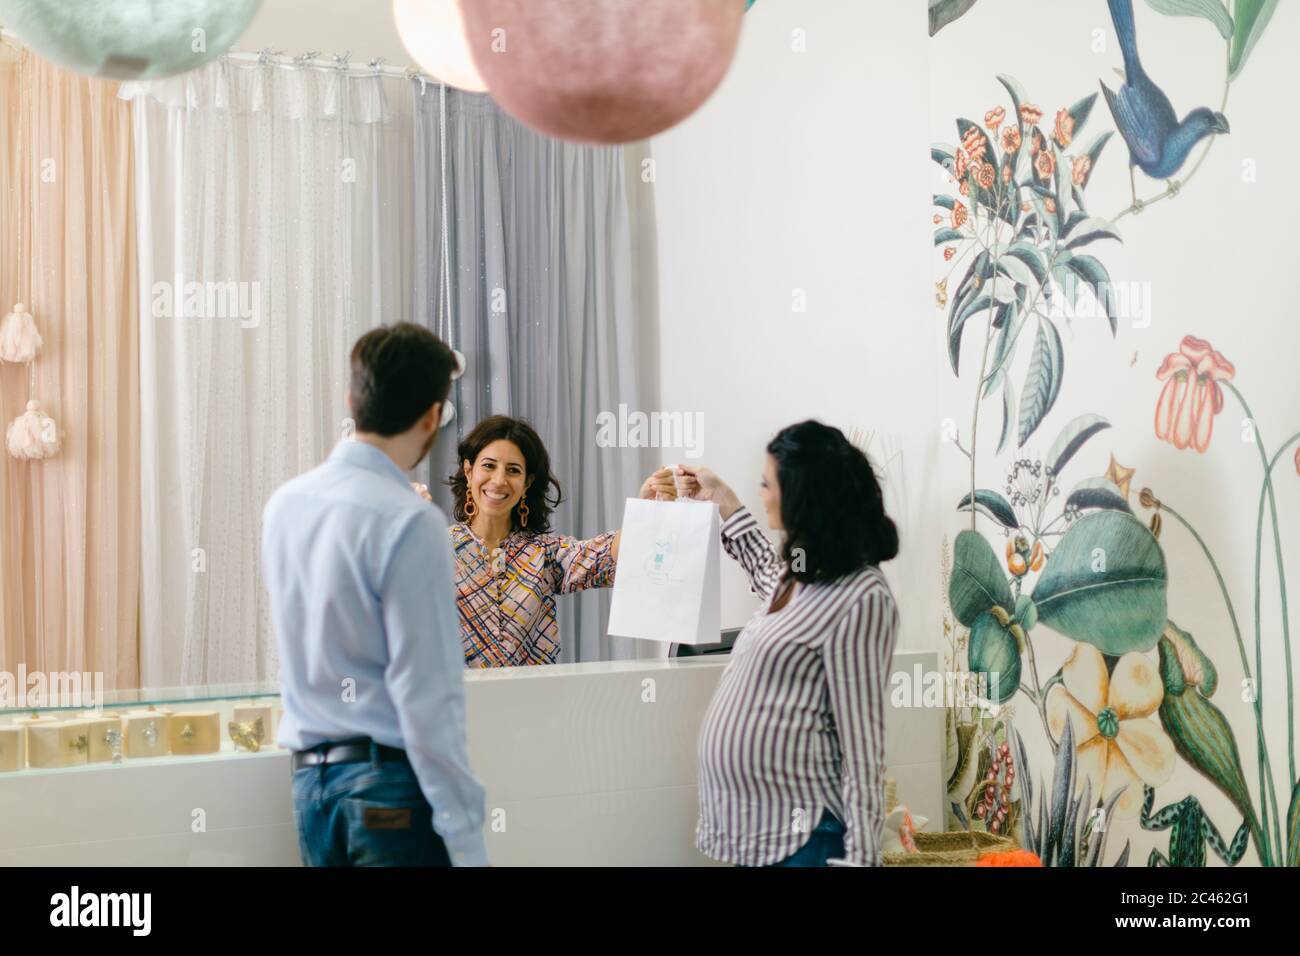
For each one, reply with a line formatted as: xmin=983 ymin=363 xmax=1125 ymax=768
xmin=0 ymin=681 xmax=283 ymax=773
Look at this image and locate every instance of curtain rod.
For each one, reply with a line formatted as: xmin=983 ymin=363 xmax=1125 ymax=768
xmin=0 ymin=28 xmax=447 ymax=87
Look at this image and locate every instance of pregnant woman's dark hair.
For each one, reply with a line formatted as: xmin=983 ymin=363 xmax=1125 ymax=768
xmin=768 ymin=420 xmax=899 ymax=583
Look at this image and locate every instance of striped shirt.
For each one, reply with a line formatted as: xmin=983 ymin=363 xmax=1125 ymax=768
xmin=448 ymin=522 xmax=617 ymax=667
xmin=695 ymin=506 xmax=899 ymax=866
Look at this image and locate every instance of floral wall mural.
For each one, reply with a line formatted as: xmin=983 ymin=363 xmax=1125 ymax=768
xmin=930 ymin=0 xmax=1297 ymax=865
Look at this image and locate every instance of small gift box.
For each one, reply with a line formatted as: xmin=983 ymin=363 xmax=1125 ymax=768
xmin=26 ymin=719 xmax=91 ymax=769
xmin=0 ymin=723 xmax=26 ymax=771
xmin=79 ymin=712 xmax=125 ymax=763
xmin=169 ymin=711 xmax=221 ymax=755
xmin=230 ymin=705 xmax=275 ymax=752
xmin=123 ymin=709 xmax=172 ymax=758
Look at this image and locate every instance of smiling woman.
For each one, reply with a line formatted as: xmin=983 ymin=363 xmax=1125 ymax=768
xmin=438 ymin=415 xmax=676 ymax=668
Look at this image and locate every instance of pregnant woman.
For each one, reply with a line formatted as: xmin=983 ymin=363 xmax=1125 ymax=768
xmin=676 ymin=420 xmax=900 ymax=866
xmin=426 ymin=415 xmax=675 ymax=668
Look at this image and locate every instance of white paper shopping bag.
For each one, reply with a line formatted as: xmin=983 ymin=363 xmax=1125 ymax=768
xmin=607 ymin=497 xmax=720 ymax=645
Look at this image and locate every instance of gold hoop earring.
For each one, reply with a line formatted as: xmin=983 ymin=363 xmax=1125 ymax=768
xmin=518 ymin=499 xmax=529 ymax=528
xmin=464 ymin=494 xmax=477 ymax=519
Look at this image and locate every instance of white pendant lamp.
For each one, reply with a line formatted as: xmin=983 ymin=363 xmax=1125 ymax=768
xmin=0 ymin=0 xmax=262 ymax=80
xmin=392 ymin=0 xmax=487 ymax=93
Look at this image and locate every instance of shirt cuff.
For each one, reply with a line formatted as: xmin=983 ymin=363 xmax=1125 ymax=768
xmin=720 ymin=505 xmax=757 ymax=540
xmin=442 ymin=828 xmax=490 ymax=867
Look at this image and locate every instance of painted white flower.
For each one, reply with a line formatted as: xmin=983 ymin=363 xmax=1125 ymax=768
xmin=1046 ymin=643 xmax=1176 ymax=818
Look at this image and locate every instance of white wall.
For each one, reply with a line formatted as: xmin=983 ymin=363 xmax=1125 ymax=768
xmin=238 ymin=0 xmax=416 ymax=68
xmin=648 ymin=0 xmax=942 ymax=637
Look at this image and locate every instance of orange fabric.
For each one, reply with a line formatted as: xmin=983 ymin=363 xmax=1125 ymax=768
xmin=975 ymin=849 xmax=1043 ymax=867
xmin=0 ymin=49 xmax=139 ymax=688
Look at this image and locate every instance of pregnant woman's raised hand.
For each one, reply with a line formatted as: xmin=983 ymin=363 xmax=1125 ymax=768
xmin=674 ymin=465 xmax=742 ymax=519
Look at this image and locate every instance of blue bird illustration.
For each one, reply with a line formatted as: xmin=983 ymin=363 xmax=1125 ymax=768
xmin=1100 ymin=0 xmax=1230 ymax=210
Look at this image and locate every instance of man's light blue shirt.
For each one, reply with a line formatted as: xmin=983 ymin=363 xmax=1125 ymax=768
xmin=262 ymin=439 xmax=487 ymax=866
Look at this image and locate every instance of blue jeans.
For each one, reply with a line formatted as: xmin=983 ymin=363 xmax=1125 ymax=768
xmin=291 ymin=742 xmax=451 ymax=867
xmin=766 ymin=810 xmax=847 ymax=867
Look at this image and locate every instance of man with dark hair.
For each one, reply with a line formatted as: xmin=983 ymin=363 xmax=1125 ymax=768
xmin=262 ymin=322 xmax=486 ymax=867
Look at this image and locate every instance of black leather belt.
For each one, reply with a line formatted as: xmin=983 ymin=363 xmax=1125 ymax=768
xmin=292 ymin=738 xmax=408 ymax=772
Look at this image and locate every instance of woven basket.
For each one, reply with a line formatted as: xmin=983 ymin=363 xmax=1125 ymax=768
xmin=883 ymin=830 xmax=1019 ymax=867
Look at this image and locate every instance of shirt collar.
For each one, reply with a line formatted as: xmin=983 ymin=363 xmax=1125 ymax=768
xmin=330 ymin=438 xmax=412 ymax=488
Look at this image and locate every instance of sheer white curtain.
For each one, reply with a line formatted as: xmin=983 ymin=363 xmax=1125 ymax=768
xmin=412 ymin=88 xmax=657 ymax=663
xmin=124 ymin=62 xmax=414 ymax=685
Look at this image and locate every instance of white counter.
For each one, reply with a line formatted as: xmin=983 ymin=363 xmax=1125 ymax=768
xmin=0 ymin=651 xmax=942 ymax=866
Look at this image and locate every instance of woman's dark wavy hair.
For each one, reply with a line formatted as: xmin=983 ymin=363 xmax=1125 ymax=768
xmin=447 ymin=416 xmax=563 ymax=534
xmin=768 ymin=420 xmax=899 ymax=584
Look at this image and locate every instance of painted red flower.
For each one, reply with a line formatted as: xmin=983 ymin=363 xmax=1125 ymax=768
xmin=1020 ymin=103 xmax=1044 ymax=126
xmin=963 ymin=126 xmax=987 ymax=166
xmin=954 ymin=147 xmax=969 ymax=181
xmin=1001 ymin=126 xmax=1021 ymax=152
xmin=1294 ymin=446 xmax=1299 ymax=476
xmin=952 ymin=200 xmax=968 ymax=229
xmin=1071 ymin=154 xmax=1092 ymax=186
xmin=1054 ymin=108 xmax=1075 ymax=148
xmin=1155 ymin=336 xmax=1237 ymax=452
xmin=977 ymin=162 xmax=996 ymax=189
xmin=944 ymin=246 xmax=957 ymax=261
xmin=933 ymin=213 xmax=942 ymax=224
xmin=1035 ymin=149 xmax=1055 ymax=182
xmin=985 ymin=106 xmax=1006 ymax=131
xmin=1044 ymin=197 xmax=1057 ymax=213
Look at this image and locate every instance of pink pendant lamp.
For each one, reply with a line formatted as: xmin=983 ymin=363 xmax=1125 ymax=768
xmin=460 ymin=0 xmax=748 ymax=144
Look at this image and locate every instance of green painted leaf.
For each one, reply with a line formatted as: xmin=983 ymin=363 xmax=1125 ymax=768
xmin=996 ymin=252 xmax=1036 ymax=288
xmin=1031 ymin=511 xmax=1168 ymax=654
xmin=1144 ymin=0 xmax=1234 ymax=38
xmin=935 ymin=227 xmax=965 ymax=245
xmin=983 ymin=299 xmax=1025 ymax=397
xmin=1015 ymin=593 xmax=1038 ymax=631
xmin=997 ymin=372 xmax=1016 ymax=455
xmin=1064 ymin=217 xmax=1122 ymax=250
xmin=1046 ymin=413 xmax=1112 ymax=478
xmin=1287 ymin=779 xmax=1300 ymax=867
xmin=1005 ymin=240 xmax=1048 ymax=285
xmin=1067 ymin=92 xmax=1098 ymax=140
xmin=946 ymin=251 xmax=991 ymax=375
xmin=950 ymin=529 xmax=1013 ymax=626
xmin=1011 ymin=726 xmax=1036 ymax=848
xmin=930 ymin=0 xmax=980 ymax=36
xmin=949 ymin=294 xmax=994 ymax=375
xmin=934 ymin=193 xmax=957 ymax=209
xmin=1229 ymin=0 xmax=1278 ymax=78
xmin=1071 ymin=184 xmax=1087 ymax=215
xmin=1046 ymin=714 xmax=1077 ymax=866
xmin=1075 ymin=131 xmax=1113 ymax=190
xmin=996 ymin=74 xmax=1028 ymax=134
xmin=1066 ymin=254 xmax=1120 ymax=335
xmin=957 ymin=489 xmax=1019 ymax=529
xmin=1017 ymin=319 xmax=1064 ymax=446
xmin=968 ymin=611 xmax=1021 ymax=704
xmin=1053 ymin=142 xmax=1071 ymax=233
xmin=1065 ymin=477 xmax=1133 ymax=514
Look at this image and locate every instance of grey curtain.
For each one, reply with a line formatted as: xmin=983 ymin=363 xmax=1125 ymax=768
xmin=411 ymin=84 xmax=657 ymax=664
